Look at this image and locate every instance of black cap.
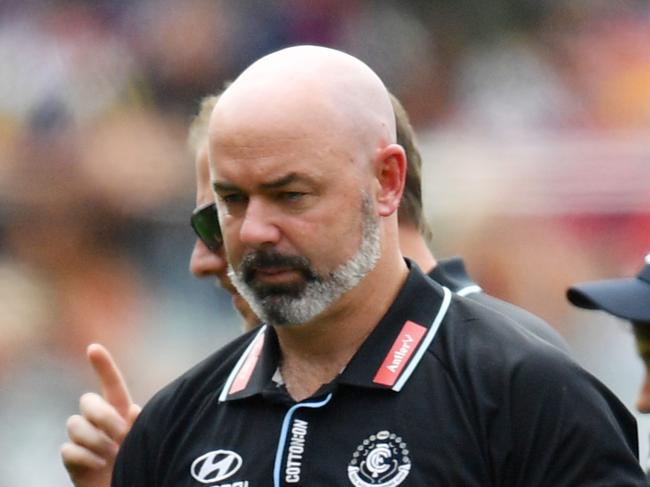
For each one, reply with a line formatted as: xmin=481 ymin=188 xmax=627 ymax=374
xmin=567 ymin=254 xmax=650 ymax=322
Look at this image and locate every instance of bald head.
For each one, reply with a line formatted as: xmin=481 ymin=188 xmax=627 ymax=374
xmin=208 ymin=46 xmax=408 ymax=328
xmin=209 ymin=46 xmax=396 ymax=166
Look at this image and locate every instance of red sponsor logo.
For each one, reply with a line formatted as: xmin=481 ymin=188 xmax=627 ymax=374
xmin=373 ymin=321 xmax=426 ymax=387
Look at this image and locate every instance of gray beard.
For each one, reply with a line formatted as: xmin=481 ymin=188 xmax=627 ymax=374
xmin=228 ymin=195 xmax=381 ymax=326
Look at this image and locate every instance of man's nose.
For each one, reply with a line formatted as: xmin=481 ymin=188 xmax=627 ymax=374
xmin=189 ymin=239 xmax=227 ymax=278
xmin=238 ymin=200 xmax=281 ymax=247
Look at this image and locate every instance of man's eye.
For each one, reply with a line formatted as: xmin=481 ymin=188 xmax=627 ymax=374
xmin=221 ymin=193 xmax=247 ymax=204
xmin=280 ymin=192 xmax=305 ymax=201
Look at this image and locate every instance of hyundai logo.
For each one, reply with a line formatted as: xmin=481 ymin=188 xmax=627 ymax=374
xmin=191 ymin=449 xmax=243 ymax=484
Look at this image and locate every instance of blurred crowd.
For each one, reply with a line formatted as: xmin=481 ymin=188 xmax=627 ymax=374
xmin=1 ymin=1 xmax=649 ymax=484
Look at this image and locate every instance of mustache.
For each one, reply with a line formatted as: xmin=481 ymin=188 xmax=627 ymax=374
xmin=239 ymin=250 xmax=317 ymax=283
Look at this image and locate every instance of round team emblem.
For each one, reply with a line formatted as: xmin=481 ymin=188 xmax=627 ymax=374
xmin=347 ymin=430 xmax=411 ymax=487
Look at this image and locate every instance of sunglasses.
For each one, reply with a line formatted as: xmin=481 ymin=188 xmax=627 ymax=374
xmin=190 ymin=202 xmax=223 ymax=252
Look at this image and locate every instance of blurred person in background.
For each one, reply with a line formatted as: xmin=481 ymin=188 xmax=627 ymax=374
xmin=568 ymin=253 xmax=650 ymax=477
xmin=63 ymin=85 xmax=574 ymax=485
xmin=60 ymin=91 xmax=262 ymax=487
xmin=186 ymin=95 xmax=261 ymax=331
xmin=59 ymin=93 xmax=241 ymax=487
xmin=568 ymin=253 xmax=650 ymax=412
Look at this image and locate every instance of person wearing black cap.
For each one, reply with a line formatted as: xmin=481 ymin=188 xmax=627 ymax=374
xmin=568 ymin=253 xmax=650 ymax=478
xmin=568 ymin=253 xmax=650 ymax=413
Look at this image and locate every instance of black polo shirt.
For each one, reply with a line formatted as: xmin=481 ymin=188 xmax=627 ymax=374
xmin=113 ymin=264 xmax=646 ymax=486
xmin=429 ymin=256 xmax=572 ymax=354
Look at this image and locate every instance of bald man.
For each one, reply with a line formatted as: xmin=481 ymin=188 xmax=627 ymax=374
xmin=63 ymin=89 xmax=569 ymax=487
xmin=112 ymin=46 xmax=644 ymax=485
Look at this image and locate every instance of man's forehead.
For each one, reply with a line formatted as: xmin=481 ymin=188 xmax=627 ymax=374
xmin=208 ymin=83 xmax=357 ymax=151
xmin=210 ymin=126 xmax=351 ymax=165
xmin=212 ymin=133 xmax=311 ymax=157
xmin=210 ymin=108 xmax=337 ymax=152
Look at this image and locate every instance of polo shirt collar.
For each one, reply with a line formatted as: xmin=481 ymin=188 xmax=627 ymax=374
xmin=219 ymin=261 xmax=452 ymax=402
xmin=338 ymin=262 xmax=451 ymax=390
xmin=429 ymin=256 xmax=482 ymax=296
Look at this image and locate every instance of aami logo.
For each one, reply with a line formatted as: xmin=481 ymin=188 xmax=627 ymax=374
xmin=191 ymin=450 xmax=242 ymax=484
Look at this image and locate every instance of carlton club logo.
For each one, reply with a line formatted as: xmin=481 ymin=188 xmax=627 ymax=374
xmin=347 ymin=431 xmax=411 ymax=487
xmin=191 ymin=449 xmax=243 ymax=484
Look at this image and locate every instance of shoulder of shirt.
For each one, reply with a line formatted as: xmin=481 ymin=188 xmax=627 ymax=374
xmin=466 ymin=292 xmax=571 ymax=352
xmin=467 ymin=291 xmax=551 ymax=333
xmin=435 ymin=294 xmax=635 ymax=427
xmin=426 ymin=258 xmax=570 ymax=353
xmin=418 ymin=264 xmax=565 ymax=368
xmin=433 ymin=294 xmax=577 ymax=378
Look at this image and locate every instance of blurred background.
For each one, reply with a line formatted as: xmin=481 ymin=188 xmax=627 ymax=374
xmin=1 ymin=0 xmax=649 ymax=484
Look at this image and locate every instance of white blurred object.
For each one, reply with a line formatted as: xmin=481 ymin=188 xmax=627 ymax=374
xmin=421 ymin=130 xmax=650 ymax=216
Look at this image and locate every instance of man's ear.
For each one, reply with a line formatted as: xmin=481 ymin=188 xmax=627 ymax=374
xmin=373 ymin=143 xmax=406 ymax=217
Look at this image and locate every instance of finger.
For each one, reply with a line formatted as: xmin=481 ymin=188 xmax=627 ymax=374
xmin=127 ymin=403 xmax=142 ymax=426
xmin=87 ymin=343 xmax=133 ymax=418
xmin=65 ymin=414 xmax=119 ymax=459
xmin=79 ymin=392 xmax=129 ymax=443
xmin=61 ymin=441 xmax=108 ymax=471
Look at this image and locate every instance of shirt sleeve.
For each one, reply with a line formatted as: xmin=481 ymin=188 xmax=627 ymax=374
xmin=111 ymin=404 xmax=156 ymax=487
xmin=502 ymin=345 xmax=647 ymax=486
xmin=447 ymin=305 xmax=648 ymax=486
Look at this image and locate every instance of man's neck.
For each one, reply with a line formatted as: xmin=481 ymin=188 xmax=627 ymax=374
xmin=398 ymin=223 xmax=436 ymax=274
xmin=274 ymin=253 xmax=409 ymax=401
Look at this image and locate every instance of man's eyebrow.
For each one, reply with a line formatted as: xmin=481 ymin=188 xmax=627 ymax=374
xmin=212 ymin=181 xmax=241 ymax=193
xmin=213 ymin=173 xmax=313 ymax=193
